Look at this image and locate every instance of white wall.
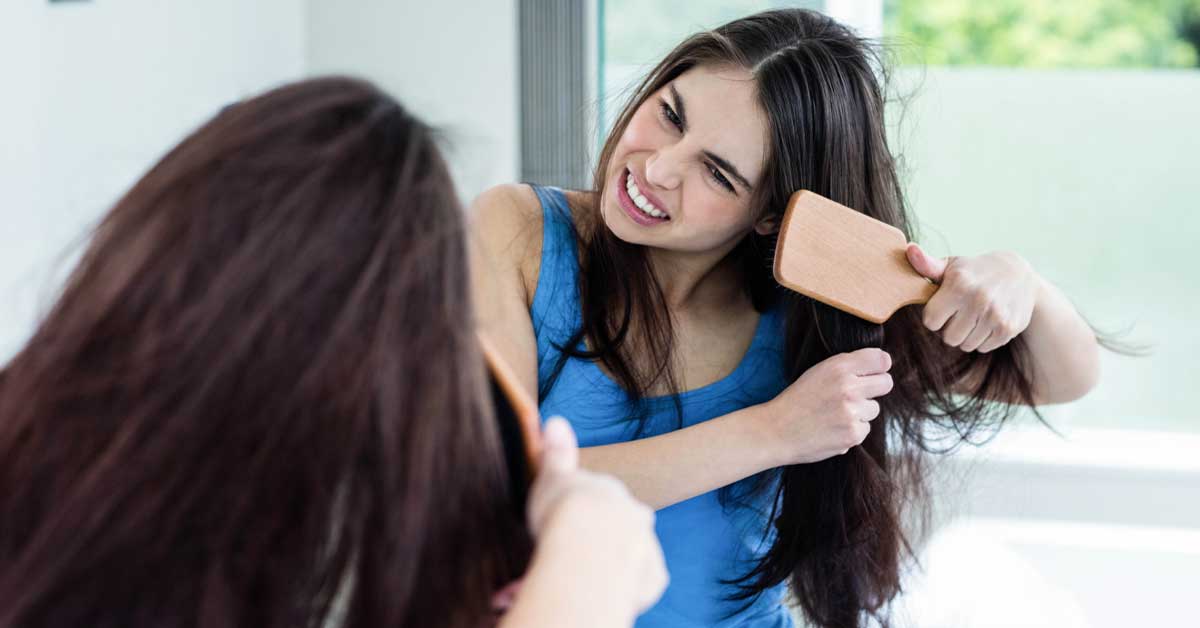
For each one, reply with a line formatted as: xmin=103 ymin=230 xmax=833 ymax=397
xmin=306 ymin=0 xmax=520 ymax=201
xmin=0 ymin=0 xmax=307 ymax=362
xmin=1 ymin=0 xmax=522 ymax=364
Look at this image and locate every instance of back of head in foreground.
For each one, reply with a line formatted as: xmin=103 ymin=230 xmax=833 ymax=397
xmin=0 ymin=76 xmax=530 ymax=628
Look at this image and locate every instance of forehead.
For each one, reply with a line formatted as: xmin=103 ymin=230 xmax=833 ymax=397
xmin=666 ymin=64 xmax=768 ymax=185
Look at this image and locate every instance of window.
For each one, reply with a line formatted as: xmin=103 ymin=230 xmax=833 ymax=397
xmin=886 ymin=0 xmax=1200 ymax=68
xmin=594 ymin=4 xmax=1198 ymax=624
xmin=597 ymin=0 xmax=1199 ymax=433
xmin=884 ymin=0 xmax=1199 ymax=433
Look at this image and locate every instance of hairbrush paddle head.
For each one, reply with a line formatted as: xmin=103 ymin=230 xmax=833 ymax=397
xmin=772 ymin=190 xmax=936 ymax=324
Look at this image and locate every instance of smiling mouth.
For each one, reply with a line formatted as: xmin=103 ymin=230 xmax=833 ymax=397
xmin=621 ymin=168 xmax=669 ymax=221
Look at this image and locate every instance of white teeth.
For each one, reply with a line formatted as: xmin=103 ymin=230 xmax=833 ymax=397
xmin=625 ymin=171 xmax=667 ymax=219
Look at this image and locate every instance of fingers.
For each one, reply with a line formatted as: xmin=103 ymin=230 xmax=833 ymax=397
xmin=839 ymin=415 xmax=873 ymax=456
xmin=959 ymin=321 xmax=993 ymax=353
xmin=540 ymin=416 xmax=578 ymax=473
xmin=856 ymin=372 xmax=894 ymax=399
xmin=522 ymin=419 xmax=666 ymax=614
xmin=918 ymin=252 xmax=1034 ymax=352
xmin=941 ymin=312 xmax=978 ymax=348
xmin=527 ymin=417 xmax=578 ymax=535
xmin=906 ymin=243 xmax=948 ymax=283
xmin=846 ymin=347 xmax=892 ymax=376
xmin=976 ymin=332 xmax=1006 ymax=354
xmin=922 ymin=289 xmax=956 ymax=333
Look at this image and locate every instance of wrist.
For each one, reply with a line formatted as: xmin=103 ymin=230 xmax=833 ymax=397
xmin=740 ymin=401 xmax=787 ymax=469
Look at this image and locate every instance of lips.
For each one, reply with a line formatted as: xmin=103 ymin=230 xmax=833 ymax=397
xmin=626 ymin=167 xmax=671 ymax=218
xmin=616 ymin=167 xmax=669 ymax=226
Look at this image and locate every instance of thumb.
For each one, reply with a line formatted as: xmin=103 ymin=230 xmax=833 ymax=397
xmin=906 ymin=243 xmax=948 ymax=283
xmin=539 ymin=416 xmax=579 ymax=474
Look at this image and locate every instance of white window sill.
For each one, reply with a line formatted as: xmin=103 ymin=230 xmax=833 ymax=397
xmin=931 ymin=425 xmax=1200 ymax=540
xmin=950 ymin=426 xmax=1200 ymax=473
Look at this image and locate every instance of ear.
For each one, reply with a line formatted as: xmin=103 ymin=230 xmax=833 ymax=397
xmin=753 ymin=213 xmax=780 ymax=236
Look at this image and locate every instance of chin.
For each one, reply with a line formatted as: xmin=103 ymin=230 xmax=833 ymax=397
xmin=597 ymin=192 xmax=642 ymax=246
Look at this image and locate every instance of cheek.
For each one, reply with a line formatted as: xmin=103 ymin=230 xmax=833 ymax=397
xmin=618 ymin=105 xmax=663 ymax=153
xmin=686 ymin=194 xmax=755 ymax=234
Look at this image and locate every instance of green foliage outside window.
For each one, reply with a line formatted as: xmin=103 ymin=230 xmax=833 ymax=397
xmin=885 ymin=0 xmax=1200 ymax=68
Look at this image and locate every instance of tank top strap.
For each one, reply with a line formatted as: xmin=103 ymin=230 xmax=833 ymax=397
xmin=528 ymin=185 xmax=583 ymax=359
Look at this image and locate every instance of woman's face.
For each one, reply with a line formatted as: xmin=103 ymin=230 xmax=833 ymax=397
xmin=601 ymin=64 xmax=772 ymax=254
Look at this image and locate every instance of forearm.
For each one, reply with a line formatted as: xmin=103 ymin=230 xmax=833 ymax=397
xmin=578 ymin=403 xmax=780 ymax=510
xmin=1019 ymin=274 xmax=1102 ymax=404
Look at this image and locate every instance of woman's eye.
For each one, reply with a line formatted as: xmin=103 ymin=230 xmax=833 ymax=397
xmin=655 ymin=99 xmax=734 ymax=194
xmin=659 ymin=101 xmax=683 ymax=131
xmin=707 ymin=164 xmax=734 ymax=192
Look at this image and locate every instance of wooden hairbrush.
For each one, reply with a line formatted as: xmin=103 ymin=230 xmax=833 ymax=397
xmin=772 ymin=190 xmax=936 ymax=324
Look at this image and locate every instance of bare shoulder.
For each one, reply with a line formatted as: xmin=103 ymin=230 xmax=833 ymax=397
xmin=468 ymin=183 xmax=544 ymax=304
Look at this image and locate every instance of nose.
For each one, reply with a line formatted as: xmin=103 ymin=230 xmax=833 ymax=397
xmin=644 ymin=144 xmax=684 ymax=190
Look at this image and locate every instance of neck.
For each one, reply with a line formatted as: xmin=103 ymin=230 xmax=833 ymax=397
xmin=645 ymin=241 xmax=745 ymax=312
xmin=578 ymin=190 xmax=750 ymax=314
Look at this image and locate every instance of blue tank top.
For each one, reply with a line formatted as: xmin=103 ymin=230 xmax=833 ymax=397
xmin=529 ymin=185 xmax=794 ymax=628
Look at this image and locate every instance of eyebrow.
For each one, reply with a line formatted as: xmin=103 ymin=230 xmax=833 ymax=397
xmin=668 ymin=83 xmax=754 ymax=191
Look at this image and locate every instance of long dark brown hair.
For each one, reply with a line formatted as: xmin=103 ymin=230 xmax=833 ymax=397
xmin=0 ymin=77 xmax=530 ymax=627
xmin=545 ymin=8 xmax=1110 ymax=628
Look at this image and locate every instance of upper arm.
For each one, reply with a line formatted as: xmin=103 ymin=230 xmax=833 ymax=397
xmin=467 ymin=184 xmax=543 ymax=401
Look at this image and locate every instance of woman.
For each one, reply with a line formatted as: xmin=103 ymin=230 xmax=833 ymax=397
xmin=471 ymin=9 xmax=1103 ymax=628
xmin=0 ymin=77 xmax=665 ymax=627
